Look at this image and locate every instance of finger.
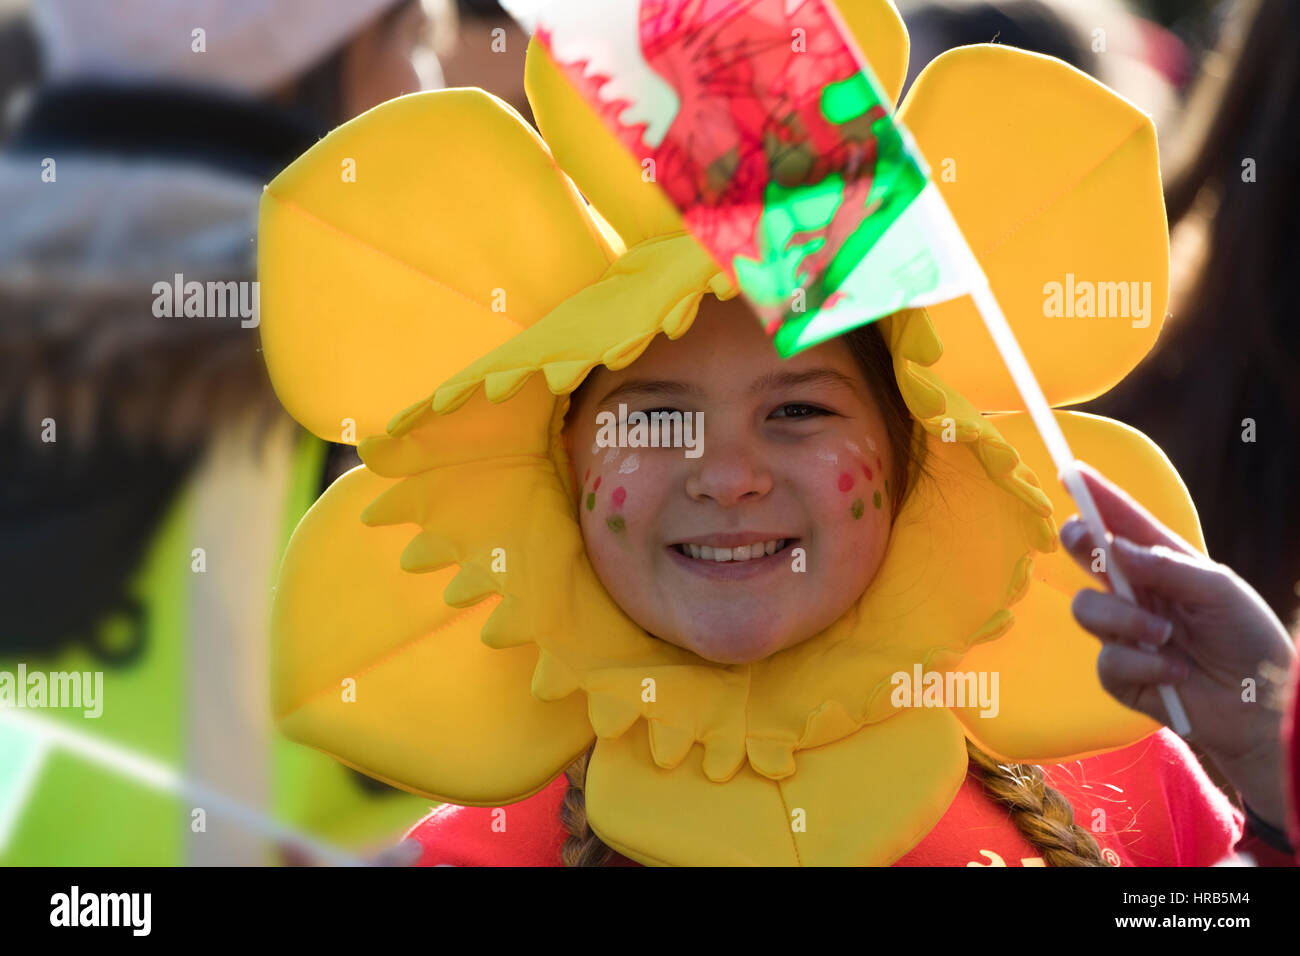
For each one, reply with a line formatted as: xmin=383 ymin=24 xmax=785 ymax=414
xmin=1071 ymin=588 xmax=1174 ymax=646
xmin=1066 ymin=461 xmax=1199 ymax=557
xmin=1059 ymin=519 xmax=1152 ymax=602
xmin=1109 ymin=535 xmax=1230 ymax=607
xmin=373 ymin=838 xmax=425 ymax=867
xmin=1059 ymin=517 xmax=1113 ymax=590
xmin=1097 ymin=642 xmax=1190 ymax=701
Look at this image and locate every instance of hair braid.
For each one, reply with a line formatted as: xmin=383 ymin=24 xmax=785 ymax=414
xmin=965 ymin=738 xmax=1113 ymax=866
xmin=559 ymin=744 xmax=615 ymax=867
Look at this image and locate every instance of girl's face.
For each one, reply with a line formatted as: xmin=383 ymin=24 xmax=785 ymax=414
xmin=564 ymin=295 xmax=898 ymax=664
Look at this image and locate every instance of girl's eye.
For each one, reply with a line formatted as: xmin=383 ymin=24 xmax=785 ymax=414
xmin=771 ymin=403 xmax=829 ymax=420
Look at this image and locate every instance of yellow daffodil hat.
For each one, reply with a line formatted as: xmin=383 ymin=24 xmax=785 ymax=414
xmin=258 ymin=0 xmax=1202 ymax=866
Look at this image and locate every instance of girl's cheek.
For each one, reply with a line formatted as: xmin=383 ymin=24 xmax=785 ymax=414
xmin=578 ymin=454 xmax=655 ymax=539
xmin=820 ymin=438 xmax=891 ymax=522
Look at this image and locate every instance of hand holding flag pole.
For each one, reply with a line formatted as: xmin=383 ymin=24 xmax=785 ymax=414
xmin=503 ymin=0 xmax=1191 ymax=737
xmin=966 ymin=282 xmax=1193 ymax=737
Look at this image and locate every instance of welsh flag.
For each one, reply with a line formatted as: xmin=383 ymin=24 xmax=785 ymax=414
xmin=501 ymin=0 xmax=984 ymax=357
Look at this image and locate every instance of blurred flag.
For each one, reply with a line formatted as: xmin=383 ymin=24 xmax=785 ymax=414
xmin=502 ymin=0 xmax=984 ymax=356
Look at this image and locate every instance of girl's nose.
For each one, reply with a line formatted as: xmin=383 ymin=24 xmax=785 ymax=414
xmin=684 ymin=437 xmax=773 ymax=506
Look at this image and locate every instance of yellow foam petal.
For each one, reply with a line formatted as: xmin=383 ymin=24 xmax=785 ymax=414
xmin=524 ymin=35 xmax=684 ymax=250
xmin=272 ymin=465 xmax=594 ymax=805
xmin=258 ymin=88 xmax=617 ymax=443
xmin=950 ymin=410 xmax=1203 ymax=762
xmin=648 ymin=719 xmax=696 ymax=770
xmin=587 ymin=708 xmax=966 ymax=866
xmin=390 ymin=232 xmax=721 ymax=430
xmin=954 ymin=574 xmax=1161 ymax=764
xmin=900 ymin=46 xmax=1168 ymax=411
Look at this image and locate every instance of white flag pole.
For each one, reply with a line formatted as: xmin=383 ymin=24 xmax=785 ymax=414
xmin=915 ymin=184 xmax=1190 ymax=733
xmin=931 ymin=208 xmax=1191 ymax=737
xmin=0 ymin=708 xmax=371 ymax=866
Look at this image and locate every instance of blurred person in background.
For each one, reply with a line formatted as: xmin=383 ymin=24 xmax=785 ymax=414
xmin=439 ymin=0 xmax=531 ymax=121
xmin=0 ymin=0 xmax=452 ymax=865
xmin=897 ymin=0 xmax=1181 ymax=151
xmin=1084 ymin=0 xmax=1300 ymax=633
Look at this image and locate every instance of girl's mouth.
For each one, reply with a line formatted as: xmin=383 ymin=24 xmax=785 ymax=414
xmin=666 ymin=536 xmax=800 ymax=580
xmin=670 ymin=538 xmax=794 ymax=562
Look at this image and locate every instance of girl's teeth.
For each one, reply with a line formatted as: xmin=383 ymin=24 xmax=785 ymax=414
xmin=680 ymin=539 xmax=786 ymax=562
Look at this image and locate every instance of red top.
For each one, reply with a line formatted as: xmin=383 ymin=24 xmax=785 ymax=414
xmin=405 ymin=728 xmax=1296 ymax=867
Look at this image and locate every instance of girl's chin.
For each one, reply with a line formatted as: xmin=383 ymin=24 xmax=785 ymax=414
xmin=663 ymin=623 xmax=800 ymax=665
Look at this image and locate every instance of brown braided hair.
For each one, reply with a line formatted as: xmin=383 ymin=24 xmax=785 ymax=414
xmin=963 ymin=739 xmax=1109 ymax=866
xmin=558 ymin=746 xmax=615 ymax=867
xmin=559 ymin=316 xmax=1111 ymax=866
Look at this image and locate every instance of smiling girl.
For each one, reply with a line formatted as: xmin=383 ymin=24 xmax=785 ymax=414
xmin=258 ymin=1 xmax=1292 ymax=867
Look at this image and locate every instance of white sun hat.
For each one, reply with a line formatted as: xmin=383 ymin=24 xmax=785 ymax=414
xmin=29 ymin=0 xmax=417 ymax=95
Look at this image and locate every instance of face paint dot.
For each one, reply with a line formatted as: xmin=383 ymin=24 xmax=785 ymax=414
xmin=586 ymin=492 xmax=595 ymax=511
xmin=862 ymin=464 xmax=874 ymax=481
xmin=606 ymin=515 xmax=626 ymax=533
xmin=618 ymin=453 xmax=640 ymax=475
xmin=850 ymin=498 xmax=864 ymax=520
xmin=876 ymin=456 xmax=882 ymax=471
xmin=593 ymin=475 xmax=602 ymax=492
xmin=884 ymin=478 xmax=890 ymax=498
xmin=611 ymin=486 xmax=627 ymax=508
xmin=873 ymin=490 xmax=882 ymax=510
xmin=837 ymin=471 xmax=854 ymax=493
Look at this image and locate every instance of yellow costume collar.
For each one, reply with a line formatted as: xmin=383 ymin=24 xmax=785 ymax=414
xmin=259 ymin=1 xmax=1204 ymax=865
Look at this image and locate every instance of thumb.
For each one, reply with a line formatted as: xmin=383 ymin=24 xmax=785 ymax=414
xmin=1110 ymin=535 xmax=1225 ymax=606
